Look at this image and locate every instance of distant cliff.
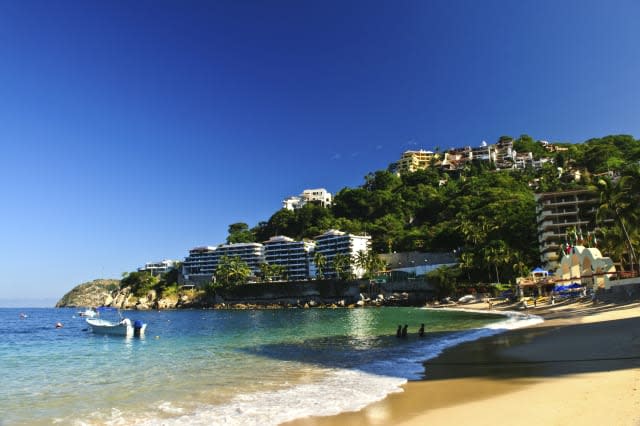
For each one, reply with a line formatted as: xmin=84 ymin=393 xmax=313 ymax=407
xmin=55 ymin=279 xmax=120 ymax=308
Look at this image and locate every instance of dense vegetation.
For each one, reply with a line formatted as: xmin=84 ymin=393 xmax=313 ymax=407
xmin=229 ymin=134 xmax=640 ymax=287
xmin=115 ymin=135 xmax=639 ymax=298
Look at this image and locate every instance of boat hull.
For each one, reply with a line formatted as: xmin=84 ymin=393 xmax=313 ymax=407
xmin=86 ymin=318 xmax=146 ymax=337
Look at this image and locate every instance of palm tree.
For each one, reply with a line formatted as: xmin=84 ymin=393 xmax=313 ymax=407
xmin=355 ymin=250 xmax=370 ymax=278
xmin=313 ymin=252 xmax=326 ymax=280
xmin=333 ymin=253 xmax=352 ymax=281
xmin=215 ymin=256 xmax=251 ymax=287
xmin=483 ymin=240 xmax=509 ymax=283
xmin=597 ymin=176 xmax=638 ymax=272
xmin=459 ymin=251 xmax=474 ymax=282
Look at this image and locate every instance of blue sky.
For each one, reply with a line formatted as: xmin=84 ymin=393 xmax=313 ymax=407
xmin=1 ymin=0 xmax=639 ymax=305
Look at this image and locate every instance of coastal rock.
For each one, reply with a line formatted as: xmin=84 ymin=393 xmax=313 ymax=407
xmin=55 ymin=279 xmax=120 ymax=308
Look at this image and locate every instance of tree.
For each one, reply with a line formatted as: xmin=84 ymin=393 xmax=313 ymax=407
xmin=332 ymin=253 xmax=353 ymax=280
xmin=597 ymin=174 xmax=639 ymax=272
xmin=313 ymin=252 xmax=326 ymax=280
xmin=227 ymin=223 xmax=255 ymax=244
xmin=259 ymin=262 xmax=286 ymax=282
xmin=354 ymin=250 xmax=386 ymax=279
xmin=215 ymin=256 xmax=251 ymax=287
xmin=427 ymin=266 xmax=458 ymax=299
xmin=483 ymin=240 xmax=509 ymax=283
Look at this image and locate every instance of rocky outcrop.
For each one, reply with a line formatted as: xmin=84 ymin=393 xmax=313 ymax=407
xmin=58 ymin=278 xmax=435 ymax=310
xmin=55 ymin=279 xmax=120 ymax=308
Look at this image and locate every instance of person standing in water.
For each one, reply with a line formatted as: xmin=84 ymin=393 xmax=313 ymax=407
xmin=418 ymin=323 xmax=425 ymax=337
xmin=396 ymin=325 xmax=402 ymax=337
xmin=401 ymin=324 xmax=408 ymax=338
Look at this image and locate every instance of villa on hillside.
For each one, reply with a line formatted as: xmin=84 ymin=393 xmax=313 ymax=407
xmin=283 ymin=188 xmax=332 ymax=210
xmin=392 ymin=138 xmax=559 ymax=176
xmin=138 ymin=259 xmax=179 ymax=276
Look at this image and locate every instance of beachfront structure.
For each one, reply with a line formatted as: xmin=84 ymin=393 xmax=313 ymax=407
xmin=182 ymin=243 xmax=265 ymax=282
xmin=535 ymin=189 xmax=600 ymax=271
xmin=554 ymin=245 xmax=616 ymax=290
xmin=393 ymin=150 xmax=440 ymax=174
xmin=314 ymin=230 xmax=371 ymax=279
xmin=212 ymin=243 xmax=265 ymax=276
xmin=263 ymin=236 xmax=316 ymax=281
xmin=182 ymin=246 xmax=218 ymax=282
xmin=283 ymin=188 xmax=332 ymax=210
xmin=138 ymin=259 xmax=178 ymax=276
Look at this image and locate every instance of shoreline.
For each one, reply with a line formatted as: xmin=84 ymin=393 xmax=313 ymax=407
xmin=285 ymin=298 xmax=640 ymax=426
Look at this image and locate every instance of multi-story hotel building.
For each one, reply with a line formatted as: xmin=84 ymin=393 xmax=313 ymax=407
xmin=182 ymin=246 xmax=218 ymax=282
xmin=263 ymin=236 xmax=316 ymax=281
xmin=314 ymin=230 xmax=371 ymax=279
xmin=535 ymin=189 xmax=599 ymax=271
xmin=182 ymin=243 xmax=265 ymax=282
xmin=212 ymin=243 xmax=265 ymax=276
xmin=138 ymin=259 xmax=178 ymax=276
xmin=283 ymin=188 xmax=332 ymax=210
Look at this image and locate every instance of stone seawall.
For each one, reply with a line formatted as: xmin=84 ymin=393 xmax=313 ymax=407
xmin=218 ymin=279 xmax=436 ymax=307
xmin=219 ymin=279 xmax=363 ymax=305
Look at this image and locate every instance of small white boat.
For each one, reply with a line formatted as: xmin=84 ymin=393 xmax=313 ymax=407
xmin=86 ymin=318 xmax=146 ymax=337
xmin=77 ymin=308 xmax=98 ymax=318
xmin=86 ymin=308 xmax=146 ymax=337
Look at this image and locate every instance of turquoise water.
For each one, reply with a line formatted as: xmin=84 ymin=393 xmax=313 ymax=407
xmin=0 ymin=307 xmax=540 ymax=425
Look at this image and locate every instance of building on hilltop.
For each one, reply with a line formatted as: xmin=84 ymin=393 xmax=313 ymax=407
xmin=263 ymin=236 xmax=316 ymax=281
xmin=283 ymin=188 xmax=332 ymax=210
xmin=313 ymin=229 xmax=371 ymax=279
xmin=392 ymin=150 xmax=440 ymax=174
xmin=535 ymin=189 xmax=600 ymax=271
xmin=138 ymin=259 xmax=178 ymax=276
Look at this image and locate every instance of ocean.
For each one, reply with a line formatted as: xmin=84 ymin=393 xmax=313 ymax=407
xmin=0 ymin=307 xmax=541 ymax=425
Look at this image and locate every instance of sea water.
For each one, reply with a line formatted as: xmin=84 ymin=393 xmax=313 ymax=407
xmin=0 ymin=307 xmax=541 ymax=425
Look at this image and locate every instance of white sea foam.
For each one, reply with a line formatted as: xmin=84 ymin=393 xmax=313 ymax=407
xmin=118 ymin=310 xmax=542 ymax=426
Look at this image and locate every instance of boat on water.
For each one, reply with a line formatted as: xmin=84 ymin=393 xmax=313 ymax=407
xmin=77 ymin=308 xmax=98 ymax=318
xmin=86 ymin=308 xmax=146 ymax=337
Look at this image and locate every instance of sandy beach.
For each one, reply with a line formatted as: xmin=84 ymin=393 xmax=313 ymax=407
xmin=286 ymin=298 xmax=640 ymax=426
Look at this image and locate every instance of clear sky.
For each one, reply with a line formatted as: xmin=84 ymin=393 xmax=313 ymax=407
xmin=1 ymin=0 xmax=639 ymax=305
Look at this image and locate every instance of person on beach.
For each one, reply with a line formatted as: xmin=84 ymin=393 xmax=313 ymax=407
xmin=418 ymin=323 xmax=425 ymax=337
xmin=401 ymin=324 xmax=408 ymax=338
xmin=396 ymin=325 xmax=402 ymax=338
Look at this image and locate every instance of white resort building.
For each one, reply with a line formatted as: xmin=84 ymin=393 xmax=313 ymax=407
xmin=314 ymin=229 xmax=371 ymax=279
xmin=263 ymin=236 xmax=316 ymax=281
xmin=138 ymin=259 xmax=178 ymax=276
xmin=282 ymin=188 xmax=332 ymax=210
xmin=182 ymin=246 xmax=218 ymax=282
xmin=182 ymin=243 xmax=265 ymax=282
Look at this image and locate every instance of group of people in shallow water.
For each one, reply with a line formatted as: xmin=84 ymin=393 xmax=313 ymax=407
xmin=396 ymin=323 xmax=425 ymax=338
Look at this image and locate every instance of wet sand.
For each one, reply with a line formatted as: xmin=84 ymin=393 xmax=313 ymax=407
xmin=285 ymin=299 xmax=640 ymax=426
